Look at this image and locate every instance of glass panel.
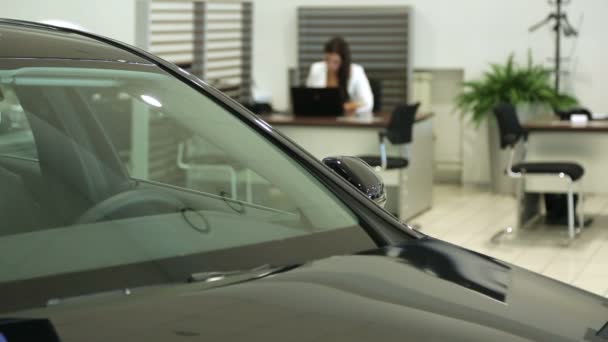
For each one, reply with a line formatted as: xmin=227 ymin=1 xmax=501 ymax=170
xmin=0 ymin=60 xmax=374 ymax=293
xmin=79 ymin=81 xmax=323 ymax=214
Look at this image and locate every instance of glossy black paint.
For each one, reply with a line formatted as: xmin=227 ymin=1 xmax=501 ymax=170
xmin=0 ymin=21 xmax=150 ymax=63
xmin=0 ymin=318 xmax=61 ymax=342
xmin=15 ymin=237 xmax=608 ymax=342
xmin=322 ymin=156 xmax=387 ymax=207
xmin=2 ymin=19 xmax=608 ymax=342
xmin=361 ymin=238 xmax=510 ymax=302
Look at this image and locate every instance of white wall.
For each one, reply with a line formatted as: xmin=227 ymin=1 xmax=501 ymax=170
xmin=252 ymin=0 xmax=608 ymax=113
xmin=0 ymin=0 xmax=137 ymax=44
xmin=3 ymin=0 xmax=607 ymax=184
xmin=3 ymin=0 xmax=604 ymax=111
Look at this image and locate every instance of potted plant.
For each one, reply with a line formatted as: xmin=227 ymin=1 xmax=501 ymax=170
xmin=455 ymin=53 xmax=578 ymax=193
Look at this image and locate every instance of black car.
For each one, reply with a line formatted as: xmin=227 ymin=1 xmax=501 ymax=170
xmin=0 ymin=19 xmax=606 ymax=342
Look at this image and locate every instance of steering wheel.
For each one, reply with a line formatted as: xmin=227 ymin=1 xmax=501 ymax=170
xmin=75 ymin=188 xmax=186 ymax=224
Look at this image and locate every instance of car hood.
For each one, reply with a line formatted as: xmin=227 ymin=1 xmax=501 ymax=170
xmin=13 ymin=238 xmax=608 ymax=341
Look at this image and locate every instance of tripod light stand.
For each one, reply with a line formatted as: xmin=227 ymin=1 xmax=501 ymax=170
xmin=529 ymin=0 xmax=578 ymax=92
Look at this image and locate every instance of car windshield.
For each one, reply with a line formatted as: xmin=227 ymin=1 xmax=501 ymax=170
xmin=0 ymin=59 xmax=377 ymax=313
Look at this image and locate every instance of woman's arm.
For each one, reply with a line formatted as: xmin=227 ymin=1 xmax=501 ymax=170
xmin=353 ymin=65 xmax=374 ymax=115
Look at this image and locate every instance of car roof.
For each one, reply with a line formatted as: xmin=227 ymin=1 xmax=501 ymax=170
xmin=0 ymin=19 xmax=151 ymax=64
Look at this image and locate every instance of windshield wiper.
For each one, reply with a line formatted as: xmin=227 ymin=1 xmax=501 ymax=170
xmin=188 ymin=263 xmax=301 ymax=284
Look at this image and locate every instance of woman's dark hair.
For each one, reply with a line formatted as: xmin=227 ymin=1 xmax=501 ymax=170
xmin=324 ymin=36 xmax=351 ymax=100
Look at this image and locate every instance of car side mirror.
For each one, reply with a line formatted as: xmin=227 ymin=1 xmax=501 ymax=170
xmin=322 ymin=156 xmax=387 ymax=208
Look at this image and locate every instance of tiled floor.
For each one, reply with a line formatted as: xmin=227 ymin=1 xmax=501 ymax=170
xmin=411 ymin=184 xmax=608 ymax=297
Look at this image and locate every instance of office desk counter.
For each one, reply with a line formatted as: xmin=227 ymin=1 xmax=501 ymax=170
xmin=261 ymin=111 xmax=434 ymax=127
xmin=260 ymin=112 xmax=435 ymax=220
xmin=524 ymin=119 xmax=608 ymax=132
xmin=522 ymin=118 xmax=608 ymax=194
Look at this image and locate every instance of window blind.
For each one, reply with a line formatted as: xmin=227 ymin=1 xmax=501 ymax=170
xmin=136 ymin=0 xmax=252 ymax=102
xmin=298 ymin=7 xmax=412 ymax=112
xmin=135 ymin=0 xmax=252 ymax=185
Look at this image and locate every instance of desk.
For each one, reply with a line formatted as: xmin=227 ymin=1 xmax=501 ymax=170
xmin=524 ymin=119 xmax=608 ymax=133
xmin=260 ymin=112 xmax=434 ymax=220
xmin=522 ymin=118 xmax=608 ymax=194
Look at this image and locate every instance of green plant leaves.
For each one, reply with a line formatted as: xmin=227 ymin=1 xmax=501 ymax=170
xmin=455 ymin=52 xmax=579 ymax=125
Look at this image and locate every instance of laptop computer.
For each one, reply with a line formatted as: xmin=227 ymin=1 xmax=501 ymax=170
xmin=291 ymin=87 xmax=343 ymax=117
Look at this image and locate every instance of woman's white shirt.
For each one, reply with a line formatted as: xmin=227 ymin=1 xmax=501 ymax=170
xmin=305 ymin=61 xmax=374 ymax=118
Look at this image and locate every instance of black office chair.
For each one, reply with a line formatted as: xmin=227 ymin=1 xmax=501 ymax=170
xmin=493 ymin=102 xmax=585 ymax=239
xmin=368 ymin=78 xmax=383 ymax=113
xmin=358 ymin=102 xmax=420 ymax=170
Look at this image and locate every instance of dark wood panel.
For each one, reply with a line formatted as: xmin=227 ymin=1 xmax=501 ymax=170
xmin=260 ymin=111 xmax=433 ymax=128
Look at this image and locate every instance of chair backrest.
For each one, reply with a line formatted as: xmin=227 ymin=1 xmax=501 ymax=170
xmin=386 ymin=102 xmax=420 ymax=144
xmin=493 ymin=102 xmax=526 ymax=149
xmin=368 ymin=78 xmax=383 ymax=113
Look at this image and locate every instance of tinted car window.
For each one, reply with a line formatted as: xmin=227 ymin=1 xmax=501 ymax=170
xmin=0 ymin=59 xmax=376 ymax=313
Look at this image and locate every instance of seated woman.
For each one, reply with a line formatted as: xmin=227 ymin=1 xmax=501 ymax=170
xmin=306 ymin=37 xmax=374 ymax=119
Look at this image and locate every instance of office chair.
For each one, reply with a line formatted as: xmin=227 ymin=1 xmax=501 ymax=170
xmin=368 ymin=78 xmax=383 ymax=113
xmin=358 ymin=103 xmax=419 ymax=220
xmin=493 ymin=102 xmax=585 ymax=240
xmin=358 ymin=102 xmax=419 ymax=170
xmin=177 ymin=139 xmax=240 ymax=201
